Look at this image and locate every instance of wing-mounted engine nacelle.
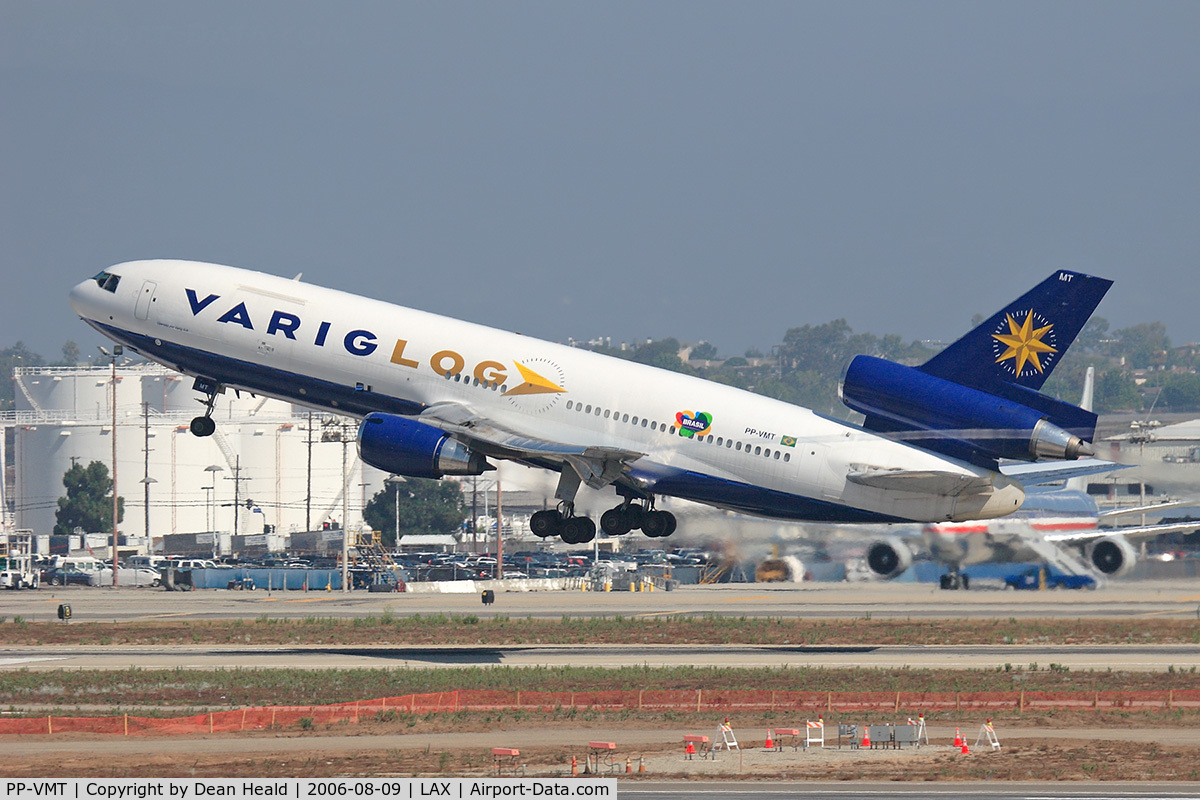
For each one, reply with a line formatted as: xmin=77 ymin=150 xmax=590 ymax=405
xmin=1088 ymin=535 xmax=1137 ymax=577
xmin=866 ymin=536 xmax=914 ymax=579
xmin=840 ymin=356 xmax=1094 ymax=464
xmin=358 ymin=412 xmax=492 ymax=479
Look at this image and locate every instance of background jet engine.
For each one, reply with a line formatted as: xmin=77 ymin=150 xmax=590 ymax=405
xmin=866 ymin=536 xmax=913 ymax=579
xmin=358 ymin=412 xmax=491 ymax=479
xmin=1087 ymin=535 xmax=1137 ymax=577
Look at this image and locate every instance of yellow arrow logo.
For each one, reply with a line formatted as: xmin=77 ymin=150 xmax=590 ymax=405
xmin=502 ymin=361 xmax=566 ymax=397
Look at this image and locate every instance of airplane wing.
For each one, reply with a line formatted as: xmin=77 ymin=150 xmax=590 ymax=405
xmin=999 ymin=458 xmax=1129 ymax=486
xmin=845 ymin=468 xmax=995 ymax=496
xmin=1098 ymin=500 xmax=1200 ymax=519
xmin=418 ymin=402 xmax=643 ymax=489
xmin=1045 ymin=520 xmax=1200 ymax=544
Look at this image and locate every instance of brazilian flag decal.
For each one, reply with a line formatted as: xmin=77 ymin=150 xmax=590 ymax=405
xmin=780 ymin=435 xmax=797 ymax=447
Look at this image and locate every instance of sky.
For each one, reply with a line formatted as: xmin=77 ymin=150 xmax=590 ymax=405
xmin=3 ymin=2 xmax=1199 ymax=363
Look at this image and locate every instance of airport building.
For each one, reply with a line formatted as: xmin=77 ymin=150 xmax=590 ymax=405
xmin=2 ymin=364 xmax=389 ymax=555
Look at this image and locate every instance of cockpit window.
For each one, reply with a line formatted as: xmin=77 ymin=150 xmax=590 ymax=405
xmin=92 ymin=271 xmax=121 ymax=293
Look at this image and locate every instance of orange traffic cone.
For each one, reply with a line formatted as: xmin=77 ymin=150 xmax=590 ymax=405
xmin=861 ymin=724 xmax=870 ymax=748
xmin=571 ymin=756 xmax=577 ymax=775
xmin=960 ymin=741 xmax=970 ymax=755
xmin=638 ymin=756 xmax=645 ymax=773
xmin=953 ymin=727 xmax=962 ymax=748
xmin=764 ymin=729 xmax=774 ymax=750
xmin=625 ymin=757 xmax=631 ymax=773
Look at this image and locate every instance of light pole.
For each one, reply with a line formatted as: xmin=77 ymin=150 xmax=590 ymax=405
xmin=98 ymin=345 xmax=123 ymax=585
xmin=385 ymin=475 xmax=406 ymax=548
xmin=202 ymin=486 xmax=214 ymax=535
xmin=204 ymin=464 xmax=224 ymax=560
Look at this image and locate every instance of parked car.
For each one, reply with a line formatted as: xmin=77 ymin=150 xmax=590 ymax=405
xmin=94 ymin=567 xmax=163 ymax=587
xmin=42 ymin=568 xmax=96 ymax=587
xmin=1005 ymin=567 xmax=1097 ymax=591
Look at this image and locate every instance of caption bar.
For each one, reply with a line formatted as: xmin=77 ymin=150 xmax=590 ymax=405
xmin=3 ymin=781 xmax=617 ymax=800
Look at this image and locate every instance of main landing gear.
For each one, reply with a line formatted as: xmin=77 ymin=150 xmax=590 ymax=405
xmin=188 ymin=378 xmax=222 ymax=438
xmin=939 ymin=572 xmax=970 ymax=590
xmin=530 ymin=466 xmax=678 ymax=545
xmin=529 ymin=500 xmax=678 ymax=546
xmin=530 ymin=503 xmax=597 ymax=544
xmin=600 ymin=501 xmax=676 ymax=538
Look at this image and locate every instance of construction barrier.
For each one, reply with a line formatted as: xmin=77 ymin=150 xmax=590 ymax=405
xmin=2 ymin=689 xmax=1199 ymax=736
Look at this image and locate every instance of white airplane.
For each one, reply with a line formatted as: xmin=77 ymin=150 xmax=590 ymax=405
xmin=69 ymin=261 xmax=1117 ymax=545
xmin=861 ymin=368 xmax=1200 ymax=588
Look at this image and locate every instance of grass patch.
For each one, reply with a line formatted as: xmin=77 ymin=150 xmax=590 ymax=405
xmin=3 ymin=615 xmax=1199 ymax=647
xmin=2 ymin=664 xmax=1199 ymax=709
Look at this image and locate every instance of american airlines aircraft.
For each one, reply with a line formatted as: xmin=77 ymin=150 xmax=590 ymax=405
xmin=860 ymin=368 xmax=1198 ymax=588
xmin=69 ymin=261 xmax=1116 ymax=545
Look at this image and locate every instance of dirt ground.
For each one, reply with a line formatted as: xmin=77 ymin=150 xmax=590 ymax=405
xmin=5 ymin=717 xmax=1200 ymax=782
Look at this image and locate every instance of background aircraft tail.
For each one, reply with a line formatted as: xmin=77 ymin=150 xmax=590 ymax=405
xmin=1065 ymin=366 xmax=1095 ymax=493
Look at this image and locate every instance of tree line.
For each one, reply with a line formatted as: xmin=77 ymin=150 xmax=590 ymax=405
xmin=580 ymin=317 xmax=1200 ymax=417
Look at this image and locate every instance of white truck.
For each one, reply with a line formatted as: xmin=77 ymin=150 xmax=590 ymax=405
xmin=0 ymin=531 xmax=40 ymax=590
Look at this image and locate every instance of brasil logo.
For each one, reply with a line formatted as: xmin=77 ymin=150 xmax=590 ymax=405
xmin=676 ymin=410 xmax=713 ymax=438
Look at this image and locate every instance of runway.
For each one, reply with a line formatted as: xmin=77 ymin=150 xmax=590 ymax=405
xmin=7 ymin=577 xmax=1200 ymax=623
xmin=3 ymin=641 xmax=1199 ymax=672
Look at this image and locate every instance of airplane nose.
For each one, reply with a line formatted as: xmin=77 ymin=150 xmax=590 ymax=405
xmin=68 ymin=279 xmax=91 ymax=316
xmin=68 ymin=277 xmax=104 ymax=320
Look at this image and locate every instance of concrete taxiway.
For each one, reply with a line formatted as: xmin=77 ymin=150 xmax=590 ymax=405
xmin=3 ymin=642 xmax=1199 ymax=672
xmin=6 ymin=577 xmax=1200 ymax=623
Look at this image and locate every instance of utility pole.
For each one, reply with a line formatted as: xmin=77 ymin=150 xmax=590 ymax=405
xmin=100 ymin=345 xmax=123 ymax=585
xmin=305 ymin=411 xmax=313 ymax=533
xmin=495 ymin=476 xmax=503 ymax=580
xmin=142 ymin=401 xmax=153 ymax=543
xmin=342 ymin=430 xmax=349 ymax=593
xmin=224 ymin=456 xmax=250 ymax=556
xmin=471 ymin=477 xmax=478 ymax=554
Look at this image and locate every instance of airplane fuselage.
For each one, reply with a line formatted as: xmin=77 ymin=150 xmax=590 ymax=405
xmin=923 ymin=489 xmax=1100 ymax=567
xmin=70 ymin=260 xmax=1026 ymax=526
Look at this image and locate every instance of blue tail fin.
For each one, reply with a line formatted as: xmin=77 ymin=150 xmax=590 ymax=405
xmin=920 ymin=269 xmax=1112 ymax=393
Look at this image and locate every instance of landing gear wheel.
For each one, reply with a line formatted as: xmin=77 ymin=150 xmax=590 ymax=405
xmin=600 ymin=508 xmax=633 ymax=536
xmin=529 ymin=509 xmax=563 ymax=539
xmin=642 ymin=510 xmax=676 ymax=538
xmin=939 ymin=573 xmax=964 ymax=590
xmin=561 ymin=516 xmax=596 ymax=545
xmin=624 ymin=504 xmax=647 ymax=531
xmin=190 ymin=416 xmax=216 ymax=437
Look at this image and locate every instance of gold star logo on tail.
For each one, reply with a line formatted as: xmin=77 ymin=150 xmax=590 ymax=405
xmin=503 ymin=361 xmax=567 ymax=396
xmin=993 ymin=310 xmax=1057 ymax=375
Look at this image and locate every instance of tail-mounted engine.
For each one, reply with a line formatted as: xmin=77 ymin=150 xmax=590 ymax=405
xmin=840 ymin=356 xmax=1096 ymax=466
xmin=358 ymin=412 xmax=492 ymax=479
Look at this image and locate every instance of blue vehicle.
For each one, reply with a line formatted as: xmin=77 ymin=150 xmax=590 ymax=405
xmin=1004 ymin=566 xmax=1097 ymax=590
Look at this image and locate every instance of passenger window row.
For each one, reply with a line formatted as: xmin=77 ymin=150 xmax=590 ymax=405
xmin=563 ymin=400 xmax=790 ymax=462
xmin=444 ymin=371 xmax=505 ymax=392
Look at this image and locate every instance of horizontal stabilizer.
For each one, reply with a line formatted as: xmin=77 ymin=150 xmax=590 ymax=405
xmin=1046 ymin=521 xmax=1200 ymax=544
xmin=846 ymin=468 xmax=995 ymax=496
xmin=1000 ymin=458 xmax=1127 ymax=486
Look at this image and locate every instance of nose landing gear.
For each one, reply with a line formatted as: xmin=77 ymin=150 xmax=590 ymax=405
xmin=188 ymin=377 xmax=223 ymax=438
